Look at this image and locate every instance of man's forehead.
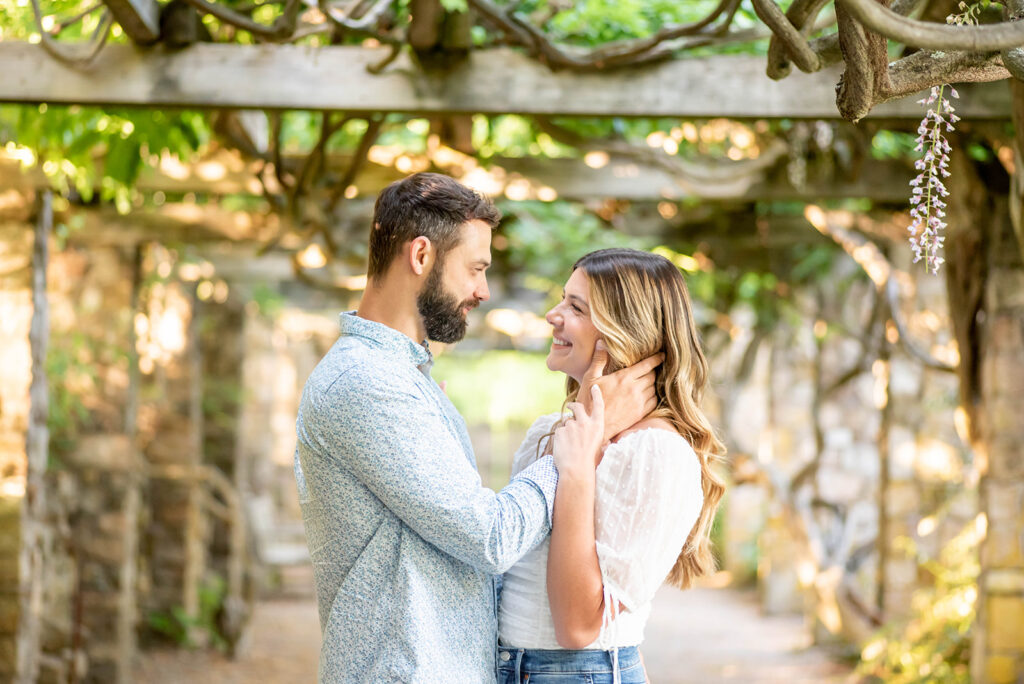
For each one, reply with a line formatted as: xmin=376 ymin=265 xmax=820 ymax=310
xmin=452 ymin=220 xmax=492 ymax=253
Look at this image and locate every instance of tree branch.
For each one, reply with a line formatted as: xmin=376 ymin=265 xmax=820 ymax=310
xmin=766 ymin=0 xmax=830 ymax=79
xmin=835 ymin=0 xmax=892 ymax=122
xmin=881 ymin=49 xmax=1009 ymax=102
xmin=31 ymin=0 xmax=113 ymax=67
xmin=805 ymin=206 xmax=956 ymax=372
xmin=469 ymin=0 xmax=745 ymax=70
xmin=533 ymin=117 xmax=789 ymax=192
xmin=839 ymin=0 xmax=1024 ymax=51
xmin=182 ymin=0 xmax=303 ymax=40
xmin=752 ymin=0 xmax=821 ymax=74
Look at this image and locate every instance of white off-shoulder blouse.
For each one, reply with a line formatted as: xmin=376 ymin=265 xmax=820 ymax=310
xmin=498 ymin=412 xmax=705 ymax=651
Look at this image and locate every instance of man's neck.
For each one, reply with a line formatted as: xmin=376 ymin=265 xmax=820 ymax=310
xmin=357 ymin=279 xmax=426 ymax=344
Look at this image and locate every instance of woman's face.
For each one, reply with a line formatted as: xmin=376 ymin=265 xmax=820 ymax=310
xmin=545 ymin=269 xmax=602 ymax=383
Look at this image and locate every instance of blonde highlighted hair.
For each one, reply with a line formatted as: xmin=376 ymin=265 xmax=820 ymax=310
xmin=557 ymin=248 xmax=726 ymax=590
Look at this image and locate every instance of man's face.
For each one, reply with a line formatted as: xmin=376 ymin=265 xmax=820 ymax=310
xmin=417 ymin=220 xmax=492 ymax=343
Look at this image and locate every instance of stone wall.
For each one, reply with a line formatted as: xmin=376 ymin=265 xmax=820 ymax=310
xmin=713 ymin=246 xmax=971 ymax=646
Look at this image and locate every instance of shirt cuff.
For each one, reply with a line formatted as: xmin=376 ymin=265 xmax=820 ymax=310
xmin=512 ymin=454 xmax=558 ymax=523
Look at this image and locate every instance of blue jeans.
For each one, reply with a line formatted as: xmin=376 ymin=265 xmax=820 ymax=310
xmin=497 ymin=646 xmax=645 ymax=683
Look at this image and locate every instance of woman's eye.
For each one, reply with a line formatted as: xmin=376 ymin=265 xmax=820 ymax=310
xmin=571 ymin=304 xmax=583 ymax=314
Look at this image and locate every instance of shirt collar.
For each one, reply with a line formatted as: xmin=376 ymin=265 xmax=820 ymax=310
xmin=339 ymin=311 xmax=433 ymax=369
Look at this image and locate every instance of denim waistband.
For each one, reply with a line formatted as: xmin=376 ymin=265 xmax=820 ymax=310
xmin=497 ymin=646 xmax=640 ymax=674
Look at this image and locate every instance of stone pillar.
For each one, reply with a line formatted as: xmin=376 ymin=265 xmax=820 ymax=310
xmin=974 ymin=210 xmax=1024 ymax=684
xmin=66 ymin=435 xmax=142 ymax=684
xmin=140 ymin=274 xmax=209 ymax=637
xmin=0 ymin=215 xmax=33 ymax=682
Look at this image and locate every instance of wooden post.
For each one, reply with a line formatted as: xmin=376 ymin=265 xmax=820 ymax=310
xmin=182 ymin=284 xmax=206 ymax=642
xmin=116 ymin=244 xmax=144 ymax=684
xmin=16 ymin=190 xmax=50 ymax=684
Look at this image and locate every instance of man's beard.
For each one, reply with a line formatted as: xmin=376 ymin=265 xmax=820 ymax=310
xmin=416 ymin=262 xmax=478 ymax=343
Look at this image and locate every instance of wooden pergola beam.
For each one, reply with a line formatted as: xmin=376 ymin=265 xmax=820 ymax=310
xmin=0 ymin=43 xmax=1012 ymax=119
xmin=0 ymin=150 xmax=917 ymax=203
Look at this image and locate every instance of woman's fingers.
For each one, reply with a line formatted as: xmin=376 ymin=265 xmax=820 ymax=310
xmin=589 ymin=385 xmax=604 ymax=418
xmin=565 ymin=402 xmax=586 ymax=421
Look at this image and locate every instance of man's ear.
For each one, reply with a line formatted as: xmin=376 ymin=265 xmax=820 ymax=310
xmin=408 ymin=236 xmax=433 ymax=276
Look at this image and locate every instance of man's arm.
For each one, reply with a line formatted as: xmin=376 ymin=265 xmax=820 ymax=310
xmin=307 ymin=371 xmax=556 ymax=574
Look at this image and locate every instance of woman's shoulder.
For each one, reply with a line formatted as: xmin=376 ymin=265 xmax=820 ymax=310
xmin=604 ymin=420 xmax=699 ymax=470
xmin=528 ymin=412 xmax=563 ymax=436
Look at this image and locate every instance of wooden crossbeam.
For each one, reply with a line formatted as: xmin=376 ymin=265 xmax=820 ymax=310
xmin=0 ymin=150 xmax=916 ymax=203
xmin=0 ymin=42 xmax=1012 ymax=119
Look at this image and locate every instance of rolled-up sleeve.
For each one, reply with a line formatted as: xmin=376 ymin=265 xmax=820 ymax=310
xmin=307 ymin=368 xmax=554 ymax=575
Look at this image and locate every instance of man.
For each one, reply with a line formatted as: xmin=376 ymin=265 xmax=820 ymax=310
xmin=295 ymin=173 xmax=659 ymax=682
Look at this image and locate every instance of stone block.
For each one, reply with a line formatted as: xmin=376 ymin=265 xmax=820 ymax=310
xmin=986 ymin=570 xmax=1024 ymax=593
xmin=988 ymin=595 xmax=1024 ymax=651
xmin=0 ymin=638 xmax=16 ymax=675
xmin=989 ymin=268 xmax=1024 ymax=310
xmin=988 ymin=402 xmax=1024 ymax=438
xmin=0 ymin=494 xmax=21 ymax=521
xmin=990 ymin=439 xmax=1024 ymax=479
xmin=914 ymin=440 xmax=962 ymax=483
xmin=0 ymin=597 xmax=17 ymax=633
xmin=0 ymin=554 xmax=18 ymax=588
xmin=988 ymin=483 xmax=1024 ymax=524
xmin=987 ymin=353 xmax=1024 ymax=400
xmin=68 ymin=435 xmax=139 ymax=472
xmin=885 ymin=481 xmax=920 ymax=517
xmin=890 ymin=356 xmax=922 ymax=397
xmin=983 ymin=527 xmax=1024 ymax=568
xmin=989 ymin=315 xmax=1024 ymax=354
xmin=888 ymin=427 xmax=916 ymax=480
xmin=95 ymin=512 xmax=129 ymax=537
xmin=987 ymin=655 xmax=1021 ymax=684
xmin=817 ymin=466 xmax=865 ymax=505
xmin=79 ymin=535 xmax=125 ymax=566
xmin=884 ymin=558 xmax=918 ymax=591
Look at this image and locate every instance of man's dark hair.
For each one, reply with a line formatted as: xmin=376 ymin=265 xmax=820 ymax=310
xmin=367 ymin=173 xmax=501 ymax=280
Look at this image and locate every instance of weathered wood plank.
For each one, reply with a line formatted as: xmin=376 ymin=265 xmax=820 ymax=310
xmin=101 ymin=0 xmax=160 ymax=44
xmin=0 ymin=42 xmax=1012 ymax=119
xmin=0 ymin=150 xmax=917 ymax=203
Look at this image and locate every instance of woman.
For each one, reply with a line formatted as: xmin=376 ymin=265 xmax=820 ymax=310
xmin=498 ymin=248 xmax=726 ymax=684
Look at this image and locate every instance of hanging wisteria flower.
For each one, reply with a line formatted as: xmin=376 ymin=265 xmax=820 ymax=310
xmin=909 ymin=85 xmax=960 ymax=274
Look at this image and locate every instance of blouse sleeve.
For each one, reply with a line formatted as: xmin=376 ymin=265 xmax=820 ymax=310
xmin=510 ymin=413 xmax=563 ymax=478
xmin=593 ymin=429 xmax=704 ymax=614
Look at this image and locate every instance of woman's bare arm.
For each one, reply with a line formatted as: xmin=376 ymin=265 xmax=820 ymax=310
xmin=546 ymin=388 xmax=624 ymax=648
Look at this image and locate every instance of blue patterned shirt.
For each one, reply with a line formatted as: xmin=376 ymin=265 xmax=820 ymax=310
xmin=295 ymin=312 xmax=558 ymax=683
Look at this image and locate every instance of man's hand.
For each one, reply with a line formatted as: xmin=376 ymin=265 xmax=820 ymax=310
xmin=579 ymin=341 xmax=663 ymax=443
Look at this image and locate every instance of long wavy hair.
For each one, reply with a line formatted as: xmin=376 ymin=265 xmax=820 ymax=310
xmin=550 ymin=248 xmax=727 ymax=590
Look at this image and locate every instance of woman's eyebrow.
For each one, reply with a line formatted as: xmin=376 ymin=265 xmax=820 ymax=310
xmin=566 ymin=294 xmax=589 ymax=309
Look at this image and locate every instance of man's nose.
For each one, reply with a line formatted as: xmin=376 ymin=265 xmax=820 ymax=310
xmin=476 ymin=279 xmax=490 ymax=302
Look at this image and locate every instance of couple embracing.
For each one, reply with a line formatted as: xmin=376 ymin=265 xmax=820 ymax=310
xmin=294 ymin=173 xmax=725 ymax=683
